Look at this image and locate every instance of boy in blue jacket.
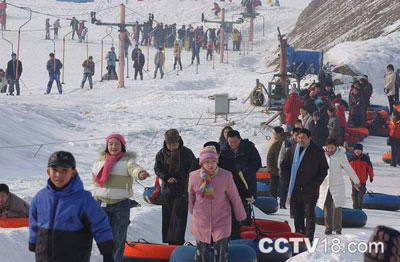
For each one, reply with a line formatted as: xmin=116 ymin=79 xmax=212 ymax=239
xmin=29 ymin=151 xmax=114 ymax=262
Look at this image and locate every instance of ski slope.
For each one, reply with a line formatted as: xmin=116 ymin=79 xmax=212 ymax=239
xmin=0 ymin=0 xmax=399 ymax=261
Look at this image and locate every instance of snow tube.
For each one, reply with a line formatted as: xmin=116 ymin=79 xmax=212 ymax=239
xmin=256 ymin=168 xmax=271 ymax=183
xmin=346 ymin=127 xmax=369 ymax=138
xmin=240 ymin=218 xmax=291 ymax=233
xmin=362 ymin=192 xmax=400 ymax=211
xmin=315 ymin=207 xmax=367 ymax=228
xmin=170 ymin=244 xmax=257 ymax=262
xmin=254 ymin=197 xmax=278 ymax=215
xmin=124 ymin=241 xmax=178 ymax=261
xmin=382 ymin=152 xmax=392 ymax=164
xmin=368 ymin=104 xmax=390 ymax=113
xmin=231 ymin=239 xmax=292 ymax=262
xmin=257 ymin=182 xmax=271 ymax=197
xmin=0 ymin=218 xmax=29 ymax=228
xmin=240 ymin=231 xmax=307 ymax=255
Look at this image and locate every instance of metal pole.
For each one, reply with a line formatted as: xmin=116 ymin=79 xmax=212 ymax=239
xmin=126 ymin=53 xmax=129 ymax=78
xmin=249 ymin=16 xmax=254 ymax=42
xmin=86 ymin=31 xmax=89 ymax=60
xmin=100 ymin=39 xmax=104 ymax=82
xmin=1 ymin=30 xmax=13 ymax=52
xmin=61 ymin=31 xmax=72 ymax=84
xmin=146 ymin=41 xmax=149 ymax=71
xmin=220 ymin=8 xmax=225 ymax=63
xmin=118 ymin=4 xmax=126 ymax=88
xmin=261 ymin=15 xmax=265 ymax=37
xmin=15 ymin=7 xmax=32 ymax=82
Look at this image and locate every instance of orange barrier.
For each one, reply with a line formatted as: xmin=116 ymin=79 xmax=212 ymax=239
xmin=0 ymin=218 xmax=29 ymax=228
xmin=124 ymin=241 xmax=178 ymax=261
xmin=240 ymin=218 xmax=291 ymax=233
xmin=241 ymin=230 xmax=305 ymax=240
xmin=382 ymin=152 xmax=392 ymax=164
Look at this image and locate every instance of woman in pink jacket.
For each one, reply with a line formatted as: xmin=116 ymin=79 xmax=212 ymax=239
xmin=188 ymin=146 xmax=246 ymax=262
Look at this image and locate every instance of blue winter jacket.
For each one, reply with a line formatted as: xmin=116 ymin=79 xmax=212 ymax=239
xmin=29 ymin=174 xmax=113 ymax=262
xmin=46 ymin=58 xmax=63 ymax=75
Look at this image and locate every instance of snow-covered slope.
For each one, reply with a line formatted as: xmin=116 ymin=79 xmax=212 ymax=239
xmin=0 ymin=1 xmax=398 ymax=262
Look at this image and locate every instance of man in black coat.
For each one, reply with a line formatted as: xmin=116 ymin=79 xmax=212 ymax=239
xmin=6 ymin=53 xmax=23 ymax=96
xmin=281 ymin=128 xmax=328 ymax=241
xmin=154 ymin=129 xmax=196 ymax=245
xmin=221 ymin=130 xmax=262 ymax=198
xmin=309 ymin=111 xmax=329 ymax=147
xmin=133 ymin=49 xmax=145 ymax=80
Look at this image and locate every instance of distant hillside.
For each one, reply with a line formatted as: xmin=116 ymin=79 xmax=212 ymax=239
xmin=288 ymin=0 xmax=400 ymax=51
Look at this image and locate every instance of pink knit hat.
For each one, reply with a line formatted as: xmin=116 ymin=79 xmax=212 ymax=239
xmin=199 ymin=146 xmax=218 ymax=166
xmin=106 ymin=133 xmax=126 ymax=145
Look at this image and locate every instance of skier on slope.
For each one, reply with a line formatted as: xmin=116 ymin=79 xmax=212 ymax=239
xmin=45 ymin=53 xmax=63 ymax=95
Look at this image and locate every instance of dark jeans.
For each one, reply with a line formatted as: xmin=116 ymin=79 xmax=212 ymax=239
xmin=206 ymin=49 xmax=213 ymax=60
xmin=161 ymin=194 xmax=188 ymax=245
xmin=81 ymin=73 xmax=93 ymax=88
xmin=134 ymin=67 xmax=143 ymax=80
xmin=324 ymin=190 xmax=342 ymax=232
xmin=8 ymin=79 xmax=20 ymax=95
xmin=390 ymin=138 xmax=400 ymax=166
xmin=291 ymin=191 xmax=318 ymax=241
xmin=195 ymin=238 xmax=229 ymax=262
xmin=173 ymin=56 xmax=182 ymax=70
xmin=192 ymin=50 xmax=200 ymax=64
xmin=351 ymin=114 xmax=363 ymax=127
xmin=107 ymin=65 xmax=117 ymax=79
xmin=279 ymin=177 xmax=289 ymax=208
xmin=352 ymin=183 xmax=366 ymax=209
xmin=388 ymin=95 xmax=395 ymax=115
xmin=47 ymin=74 xmax=62 ymax=94
xmin=270 ymin=175 xmax=279 ymax=199
xmin=154 ymin=64 xmax=164 ymax=78
xmin=101 ymin=199 xmax=130 ymax=262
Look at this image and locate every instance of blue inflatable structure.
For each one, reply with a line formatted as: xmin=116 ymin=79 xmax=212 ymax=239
xmin=231 ymin=239 xmax=292 ymax=262
xmin=254 ymin=197 xmax=278 ymax=215
xmin=257 ymin=182 xmax=271 ymax=197
xmin=170 ymin=244 xmax=257 ymax=262
xmin=362 ymin=193 xmax=400 ymax=211
xmin=315 ymin=207 xmax=367 ymax=228
xmin=287 ymin=46 xmax=322 ymax=77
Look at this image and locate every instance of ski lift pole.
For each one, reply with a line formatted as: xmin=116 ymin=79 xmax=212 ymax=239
xmin=260 ymin=15 xmax=265 ymax=37
xmin=62 ymin=30 xmax=73 ymax=84
xmin=100 ymin=27 xmax=113 ymax=82
xmin=146 ymin=42 xmax=149 ymax=71
xmin=1 ymin=30 xmax=13 ymax=53
xmin=15 ymin=7 xmax=32 ymax=82
xmin=86 ymin=31 xmax=89 ymax=60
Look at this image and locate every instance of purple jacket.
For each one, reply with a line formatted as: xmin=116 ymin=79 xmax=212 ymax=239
xmin=188 ymin=168 xmax=247 ymax=244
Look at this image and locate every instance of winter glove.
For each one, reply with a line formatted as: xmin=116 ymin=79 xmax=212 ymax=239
xmin=370 ymin=178 xmax=373 ymax=183
xmin=103 ymin=254 xmax=114 ymax=262
xmin=245 ymin=197 xmax=255 ymax=205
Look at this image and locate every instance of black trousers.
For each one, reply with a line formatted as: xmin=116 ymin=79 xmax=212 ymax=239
xmin=270 ymin=175 xmax=279 ymax=199
xmin=279 ymin=177 xmax=289 ymax=207
xmin=351 ymin=183 xmax=366 ymax=209
xmin=173 ymin=57 xmax=182 ymax=70
xmin=161 ymin=194 xmax=188 ymax=245
xmin=351 ymin=114 xmax=363 ymax=127
xmin=134 ymin=67 xmax=143 ymax=80
xmin=390 ymin=138 xmax=400 ymax=166
xmin=388 ymin=95 xmax=395 ymax=115
xmin=291 ymin=191 xmax=318 ymax=241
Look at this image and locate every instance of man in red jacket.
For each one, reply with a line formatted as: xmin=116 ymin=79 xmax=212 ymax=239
xmin=284 ymin=91 xmax=303 ymax=132
xmin=388 ymin=112 xmax=400 ymax=167
xmin=349 ymin=144 xmax=374 ymax=209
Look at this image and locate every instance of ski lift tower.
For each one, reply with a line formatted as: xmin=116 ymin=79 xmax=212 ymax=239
xmin=201 ymin=9 xmax=244 ymax=63
xmin=91 ymin=4 xmax=135 ymax=88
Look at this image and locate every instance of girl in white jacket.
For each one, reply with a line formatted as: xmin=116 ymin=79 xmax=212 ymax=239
xmin=317 ymin=138 xmax=360 ymax=235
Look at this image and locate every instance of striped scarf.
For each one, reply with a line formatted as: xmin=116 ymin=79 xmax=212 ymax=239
xmin=199 ymin=168 xmax=218 ymax=199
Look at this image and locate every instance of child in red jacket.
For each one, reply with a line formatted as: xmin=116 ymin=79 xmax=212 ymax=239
xmin=349 ymin=144 xmax=374 ymax=209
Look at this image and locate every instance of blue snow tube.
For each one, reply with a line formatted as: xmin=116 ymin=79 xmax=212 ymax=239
xmin=143 ymin=186 xmax=162 ymax=205
xmin=254 ymin=197 xmax=278 ymax=215
xmin=169 ymin=244 xmax=257 ymax=262
xmin=231 ymin=239 xmax=292 ymax=262
xmin=315 ymin=207 xmax=367 ymax=228
xmin=362 ymin=193 xmax=400 ymax=211
xmin=257 ymin=182 xmax=271 ymax=197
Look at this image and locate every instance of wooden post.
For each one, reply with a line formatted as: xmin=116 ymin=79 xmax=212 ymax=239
xmin=118 ymin=4 xmax=126 ymax=88
xmin=220 ymin=8 xmax=225 ymax=63
xmin=249 ymin=16 xmax=254 ymax=42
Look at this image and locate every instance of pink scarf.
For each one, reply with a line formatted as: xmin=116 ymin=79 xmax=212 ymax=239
xmin=95 ymin=152 xmax=124 ymax=187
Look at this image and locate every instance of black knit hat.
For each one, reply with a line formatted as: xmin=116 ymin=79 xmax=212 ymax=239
xmin=48 ymin=151 xmax=76 ymax=169
xmin=354 ymin=144 xmax=363 ymax=151
xmin=164 ymin=129 xmax=180 ymax=144
xmin=0 ymin=184 xmax=9 ymax=194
